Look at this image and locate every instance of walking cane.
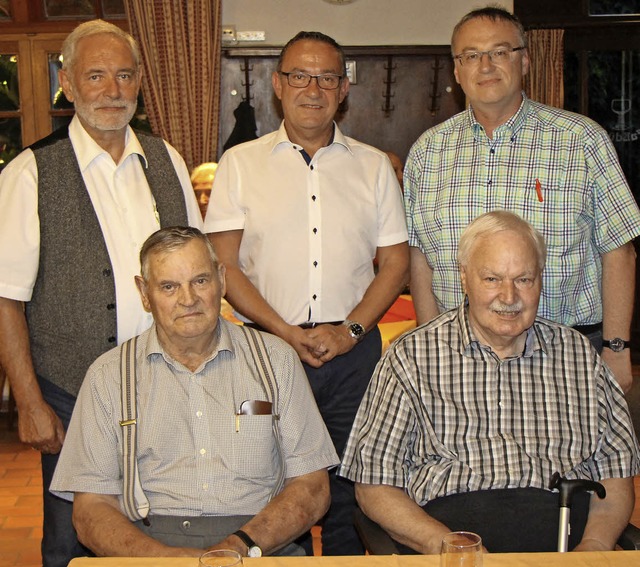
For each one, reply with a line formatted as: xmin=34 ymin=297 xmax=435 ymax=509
xmin=549 ymin=472 xmax=606 ymax=552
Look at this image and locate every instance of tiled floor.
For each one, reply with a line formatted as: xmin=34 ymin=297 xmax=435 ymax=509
xmin=0 ymin=417 xmax=43 ymax=567
xmin=3 ymin=412 xmax=640 ymax=566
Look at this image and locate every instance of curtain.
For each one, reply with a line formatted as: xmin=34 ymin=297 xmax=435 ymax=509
xmin=523 ymin=28 xmax=565 ymax=109
xmin=123 ymin=0 xmax=222 ymax=171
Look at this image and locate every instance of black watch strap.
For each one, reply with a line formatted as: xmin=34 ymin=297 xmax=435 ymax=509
xmin=603 ymin=338 xmax=631 ymax=352
xmin=233 ymin=529 xmax=262 ymax=557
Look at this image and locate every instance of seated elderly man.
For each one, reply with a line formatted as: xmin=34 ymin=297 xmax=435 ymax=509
xmin=339 ymin=210 xmax=640 ymax=554
xmin=51 ymin=226 xmax=338 ymax=558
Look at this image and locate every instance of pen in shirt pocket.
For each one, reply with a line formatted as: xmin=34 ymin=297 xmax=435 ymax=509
xmin=535 ymin=178 xmax=544 ymax=202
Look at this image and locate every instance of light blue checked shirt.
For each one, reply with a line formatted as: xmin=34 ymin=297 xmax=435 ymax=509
xmin=404 ymin=95 xmax=640 ymax=326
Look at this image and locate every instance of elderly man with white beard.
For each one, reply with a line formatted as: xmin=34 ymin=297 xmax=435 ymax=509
xmin=0 ymin=19 xmax=202 ymax=567
xmin=339 ymin=210 xmax=640 ymax=555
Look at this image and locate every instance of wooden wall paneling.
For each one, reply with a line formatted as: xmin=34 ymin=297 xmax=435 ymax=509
xmin=217 ymin=46 xmax=465 ymax=163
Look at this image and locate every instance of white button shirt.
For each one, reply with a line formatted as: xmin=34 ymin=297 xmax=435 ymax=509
xmin=0 ymin=116 xmax=203 ymax=344
xmin=205 ymin=122 xmax=408 ymax=324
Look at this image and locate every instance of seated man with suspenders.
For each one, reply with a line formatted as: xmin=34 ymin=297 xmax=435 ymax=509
xmin=51 ymin=227 xmax=338 ymax=558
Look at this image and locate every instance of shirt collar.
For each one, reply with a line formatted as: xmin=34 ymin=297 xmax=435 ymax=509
xmin=271 ymin=120 xmax=353 ymax=155
xmin=144 ymin=318 xmax=234 ymax=372
xmin=68 ymin=114 xmax=148 ymax=171
xmin=468 ymin=92 xmax=530 ymax=142
xmin=457 ymin=298 xmax=548 ymax=359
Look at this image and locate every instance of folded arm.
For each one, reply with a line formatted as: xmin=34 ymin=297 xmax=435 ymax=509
xmin=214 ymin=469 xmax=330 ymax=556
xmin=355 ymin=482 xmax=451 ymax=555
xmin=73 ymin=493 xmax=202 ymax=557
xmin=307 ymin=241 xmax=409 ymax=363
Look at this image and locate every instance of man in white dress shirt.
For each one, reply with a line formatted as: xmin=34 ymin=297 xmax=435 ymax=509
xmin=0 ymin=20 xmax=202 ymax=567
xmin=206 ymin=31 xmax=409 ymax=554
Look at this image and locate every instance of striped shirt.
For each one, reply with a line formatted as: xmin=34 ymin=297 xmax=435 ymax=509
xmin=339 ymin=303 xmax=640 ymax=504
xmin=404 ymin=95 xmax=640 ymax=326
xmin=51 ymin=319 xmax=339 ymax=516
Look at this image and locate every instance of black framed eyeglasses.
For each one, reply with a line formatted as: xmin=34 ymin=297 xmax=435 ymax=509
xmin=453 ymin=46 xmax=526 ymax=66
xmin=279 ymin=71 xmax=344 ymax=90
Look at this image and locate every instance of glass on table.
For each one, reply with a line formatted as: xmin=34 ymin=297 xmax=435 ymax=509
xmin=440 ymin=531 xmax=483 ymax=567
xmin=198 ymin=549 xmax=243 ymax=566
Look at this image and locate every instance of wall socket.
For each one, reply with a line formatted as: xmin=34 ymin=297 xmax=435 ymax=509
xmin=222 ymin=25 xmax=236 ymax=44
xmin=236 ymin=30 xmax=266 ymax=42
xmin=346 ymin=60 xmax=357 ymax=84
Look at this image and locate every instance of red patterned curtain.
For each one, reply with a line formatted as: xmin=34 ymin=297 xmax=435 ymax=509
xmin=123 ymin=0 xmax=222 ymax=171
xmin=523 ymin=28 xmax=565 ymax=109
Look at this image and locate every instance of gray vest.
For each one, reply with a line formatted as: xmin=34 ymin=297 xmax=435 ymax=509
xmin=27 ymin=128 xmax=189 ymax=396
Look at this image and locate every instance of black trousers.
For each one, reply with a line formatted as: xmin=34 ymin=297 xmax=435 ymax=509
xmin=303 ymin=327 xmax=382 ymax=555
xmin=395 ymin=487 xmax=590 ymax=554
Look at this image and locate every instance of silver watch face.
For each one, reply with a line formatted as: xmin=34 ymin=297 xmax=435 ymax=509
xmin=248 ymin=545 xmax=263 ymax=558
xmin=348 ymin=322 xmax=365 ymax=340
xmin=608 ymin=337 xmax=627 ymax=352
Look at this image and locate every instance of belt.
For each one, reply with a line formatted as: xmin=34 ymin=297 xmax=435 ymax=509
xmin=299 ymin=320 xmax=342 ymax=329
xmin=244 ymin=321 xmax=342 ymax=332
xmin=572 ymin=322 xmax=602 ymax=335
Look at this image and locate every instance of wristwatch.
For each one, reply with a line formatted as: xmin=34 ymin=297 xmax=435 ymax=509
xmin=603 ymin=338 xmax=631 ymax=352
xmin=233 ymin=529 xmax=263 ymax=557
xmin=343 ymin=320 xmax=366 ymax=342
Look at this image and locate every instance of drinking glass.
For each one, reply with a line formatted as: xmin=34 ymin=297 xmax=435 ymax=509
xmin=198 ymin=549 xmax=243 ymax=567
xmin=440 ymin=531 xmax=483 ymax=567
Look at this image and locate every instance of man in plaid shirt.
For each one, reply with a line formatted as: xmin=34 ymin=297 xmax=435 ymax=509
xmin=340 ymin=211 xmax=640 ymax=554
xmin=404 ymin=6 xmax=640 ymax=392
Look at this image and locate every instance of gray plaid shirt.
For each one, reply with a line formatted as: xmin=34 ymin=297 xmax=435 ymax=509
xmin=339 ymin=303 xmax=640 ymax=504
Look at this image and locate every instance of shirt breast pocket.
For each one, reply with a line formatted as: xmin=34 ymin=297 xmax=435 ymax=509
xmin=231 ymin=413 xmax=277 ymax=480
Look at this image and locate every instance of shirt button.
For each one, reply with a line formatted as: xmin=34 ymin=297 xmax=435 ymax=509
xmin=313 ymin=261 xmax=318 ymax=267
xmin=203 ymin=483 xmax=209 ymax=490
xmin=106 ymin=303 xmax=116 ymax=310
xmin=199 ymin=448 xmax=206 ymax=455
xmin=312 ymin=195 xmax=317 ymax=201
xmin=108 ymin=336 xmax=116 ymax=343
xmin=196 ymin=411 xmax=203 ymax=418
xmin=310 ymin=165 xmax=314 ymax=170
xmin=313 ymin=228 xmax=318 ymax=234
xmin=103 ymin=268 xmax=112 ymax=277
xmin=182 ymin=521 xmax=191 ymax=530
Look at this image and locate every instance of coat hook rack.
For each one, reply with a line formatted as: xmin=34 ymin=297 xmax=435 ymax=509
xmin=240 ymin=57 xmax=254 ymax=101
xmin=382 ymin=55 xmax=396 ymax=116
xmin=429 ymin=55 xmax=444 ymax=116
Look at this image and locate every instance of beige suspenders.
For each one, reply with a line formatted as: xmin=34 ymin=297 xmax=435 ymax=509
xmin=119 ymin=327 xmax=285 ymax=522
xmin=119 ymin=336 xmax=150 ymax=522
xmin=240 ymin=325 xmax=285 ymax=500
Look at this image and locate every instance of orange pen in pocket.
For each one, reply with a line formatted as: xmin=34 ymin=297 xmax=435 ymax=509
xmin=535 ymin=178 xmax=544 ymax=202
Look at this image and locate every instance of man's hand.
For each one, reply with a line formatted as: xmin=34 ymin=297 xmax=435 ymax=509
xmin=279 ymin=323 xmax=358 ymax=367
xmin=280 ymin=324 xmax=327 ymax=368
xmin=572 ymin=538 xmax=610 ymax=552
xmin=305 ymin=323 xmax=358 ymax=363
xmin=18 ymin=399 xmax=65 ymax=454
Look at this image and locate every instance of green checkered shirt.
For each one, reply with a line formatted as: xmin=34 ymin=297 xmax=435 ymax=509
xmin=404 ymin=95 xmax=640 ymax=326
